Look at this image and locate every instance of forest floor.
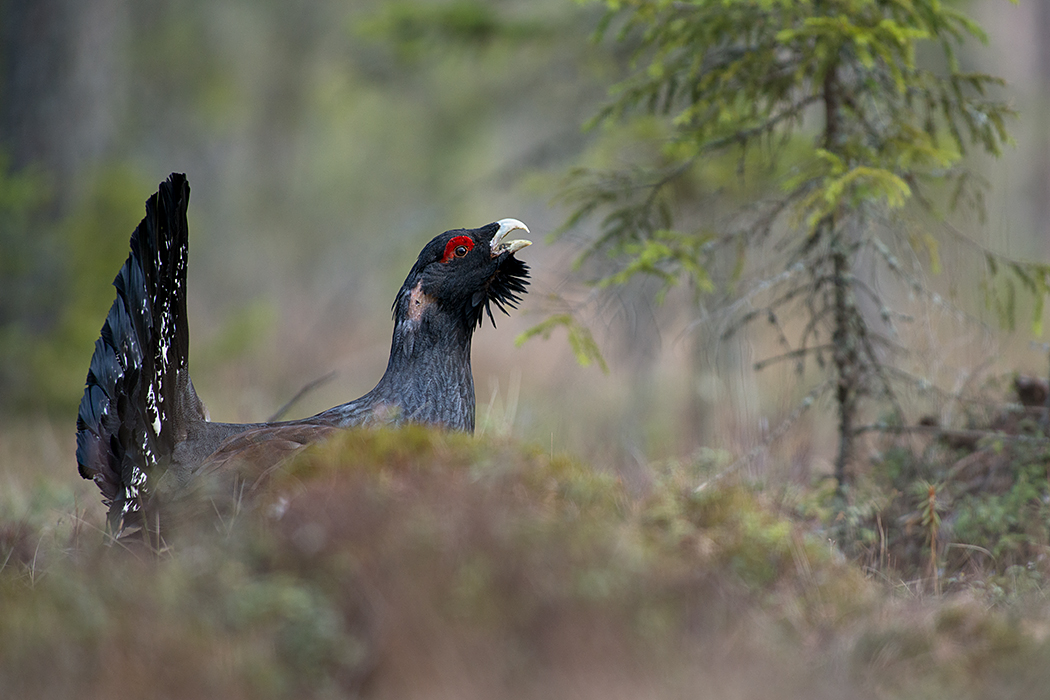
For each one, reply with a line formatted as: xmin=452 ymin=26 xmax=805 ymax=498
xmin=1 ymin=418 xmax=1049 ymax=699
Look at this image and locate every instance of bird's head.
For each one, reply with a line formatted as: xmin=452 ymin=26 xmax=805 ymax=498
xmin=395 ymin=219 xmax=531 ymax=330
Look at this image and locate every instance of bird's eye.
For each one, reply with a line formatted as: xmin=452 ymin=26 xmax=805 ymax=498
xmin=441 ymin=235 xmax=475 ymax=263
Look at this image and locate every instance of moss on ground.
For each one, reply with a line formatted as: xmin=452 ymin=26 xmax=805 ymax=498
xmin=0 ymin=426 xmax=1047 ymax=698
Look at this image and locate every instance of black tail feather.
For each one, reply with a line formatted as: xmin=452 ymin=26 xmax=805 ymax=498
xmin=76 ymin=173 xmax=198 ymax=534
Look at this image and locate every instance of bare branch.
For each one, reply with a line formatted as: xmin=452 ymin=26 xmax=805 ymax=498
xmin=753 ymin=344 xmax=835 ymax=372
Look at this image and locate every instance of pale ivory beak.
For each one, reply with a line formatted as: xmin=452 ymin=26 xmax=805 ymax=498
xmin=491 ymin=218 xmax=532 ymax=257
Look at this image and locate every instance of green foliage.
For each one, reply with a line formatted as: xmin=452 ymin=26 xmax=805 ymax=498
xmin=0 ymin=157 xmax=50 ymax=281
xmin=8 ymin=166 xmax=151 ymax=414
xmin=357 ymin=0 xmax=544 ymax=57
xmin=0 ymin=156 xmax=53 ymax=412
xmin=953 ymin=457 xmax=1050 ymax=566
xmin=515 ymin=312 xmax=609 ymax=371
xmin=546 ymin=0 xmax=1044 ymax=482
xmin=811 ymin=415 xmax=1050 ymax=599
xmin=566 ymin=0 xmax=1014 ymax=285
xmin=981 ymin=257 xmax=1050 ymax=336
xmin=0 ymin=159 xmax=153 ymax=415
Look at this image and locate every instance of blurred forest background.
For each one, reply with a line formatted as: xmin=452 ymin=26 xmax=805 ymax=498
xmin=7 ymin=2 xmax=1050 ymax=697
xmin=1 ymin=0 xmax=1049 ymax=501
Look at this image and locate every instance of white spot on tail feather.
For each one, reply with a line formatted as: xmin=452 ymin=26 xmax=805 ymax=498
xmin=121 ymin=435 xmax=152 ymax=517
xmin=146 ymin=384 xmax=162 ymax=436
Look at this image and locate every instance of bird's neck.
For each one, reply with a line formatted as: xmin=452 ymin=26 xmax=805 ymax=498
xmin=314 ymin=284 xmax=479 ymax=432
xmin=369 ymin=305 xmax=477 ymax=430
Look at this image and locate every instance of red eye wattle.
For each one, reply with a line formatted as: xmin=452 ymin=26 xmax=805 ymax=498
xmin=441 ymin=236 xmax=474 ymax=263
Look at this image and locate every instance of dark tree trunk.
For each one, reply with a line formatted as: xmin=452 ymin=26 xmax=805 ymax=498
xmin=0 ymin=0 xmax=126 ymax=201
xmin=831 ymin=241 xmax=857 ymax=488
xmin=822 ymin=61 xmax=858 ymax=489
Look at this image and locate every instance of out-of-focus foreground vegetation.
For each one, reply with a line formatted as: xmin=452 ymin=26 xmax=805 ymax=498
xmin=3 ymin=427 xmax=1050 ymax=699
xmin=4 ymin=0 xmax=1050 ymax=697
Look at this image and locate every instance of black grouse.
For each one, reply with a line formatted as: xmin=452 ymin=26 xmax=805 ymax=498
xmin=76 ymin=173 xmax=531 ymax=534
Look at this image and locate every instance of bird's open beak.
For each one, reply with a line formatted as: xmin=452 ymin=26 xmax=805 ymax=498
xmin=491 ymin=218 xmax=532 ymax=257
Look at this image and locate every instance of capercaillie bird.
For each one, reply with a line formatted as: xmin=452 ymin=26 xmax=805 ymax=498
xmin=76 ymin=173 xmax=531 ymax=535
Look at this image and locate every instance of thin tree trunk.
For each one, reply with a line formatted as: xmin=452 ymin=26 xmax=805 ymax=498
xmin=822 ymin=59 xmax=857 ymax=489
xmin=831 ymin=241 xmax=856 ymax=487
xmin=1036 ymin=2 xmax=1050 ymax=258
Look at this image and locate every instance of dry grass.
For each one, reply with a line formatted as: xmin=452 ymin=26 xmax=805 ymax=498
xmin=1 ymin=424 xmax=1047 ymax=699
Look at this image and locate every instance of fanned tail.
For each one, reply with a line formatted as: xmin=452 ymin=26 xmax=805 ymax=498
xmin=76 ymin=173 xmax=205 ymax=535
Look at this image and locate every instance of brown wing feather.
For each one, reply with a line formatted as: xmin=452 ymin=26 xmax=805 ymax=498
xmin=197 ymin=422 xmax=339 ymax=492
